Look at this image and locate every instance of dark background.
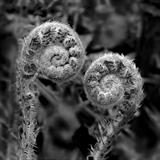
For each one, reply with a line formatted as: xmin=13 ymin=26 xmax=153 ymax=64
xmin=0 ymin=0 xmax=160 ymax=160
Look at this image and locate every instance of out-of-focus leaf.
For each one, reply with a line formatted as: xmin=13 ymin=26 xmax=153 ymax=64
xmin=97 ymin=13 xmax=128 ymax=49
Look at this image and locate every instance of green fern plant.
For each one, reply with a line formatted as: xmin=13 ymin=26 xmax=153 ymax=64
xmin=84 ymin=52 xmax=144 ymax=160
xmin=16 ymin=21 xmax=143 ymax=160
xmin=16 ymin=21 xmax=85 ymax=160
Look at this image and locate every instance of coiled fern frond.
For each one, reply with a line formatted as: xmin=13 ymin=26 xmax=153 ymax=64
xmin=84 ymin=52 xmax=144 ymax=160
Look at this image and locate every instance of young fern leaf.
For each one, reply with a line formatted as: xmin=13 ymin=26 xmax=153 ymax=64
xmin=16 ymin=21 xmax=85 ymax=160
xmin=22 ymin=21 xmax=85 ymax=83
xmin=84 ymin=52 xmax=144 ymax=160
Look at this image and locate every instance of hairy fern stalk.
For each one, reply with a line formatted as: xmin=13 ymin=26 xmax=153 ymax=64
xmin=16 ymin=21 xmax=85 ymax=160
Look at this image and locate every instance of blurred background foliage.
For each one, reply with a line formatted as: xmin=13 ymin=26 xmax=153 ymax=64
xmin=0 ymin=0 xmax=160 ymax=160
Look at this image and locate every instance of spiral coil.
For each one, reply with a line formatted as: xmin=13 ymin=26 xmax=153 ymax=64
xmin=84 ymin=52 xmax=143 ymax=110
xmin=16 ymin=21 xmax=85 ymax=160
xmin=21 ymin=21 xmax=85 ymax=83
xmin=85 ymin=52 xmax=144 ymax=160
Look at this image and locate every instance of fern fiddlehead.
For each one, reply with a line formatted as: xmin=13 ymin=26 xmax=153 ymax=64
xmin=16 ymin=21 xmax=85 ymax=160
xmin=84 ymin=52 xmax=144 ymax=160
xmin=22 ymin=21 xmax=85 ymax=82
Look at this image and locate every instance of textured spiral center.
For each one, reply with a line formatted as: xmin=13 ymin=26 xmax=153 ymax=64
xmin=99 ymin=75 xmax=124 ymax=106
xmin=101 ymin=75 xmax=118 ymax=91
xmin=42 ymin=45 xmax=69 ymax=67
